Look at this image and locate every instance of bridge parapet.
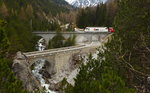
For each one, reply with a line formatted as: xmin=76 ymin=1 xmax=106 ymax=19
xmin=23 ymin=45 xmax=85 ymax=58
xmin=32 ymin=31 xmax=109 ymax=34
xmin=33 ymin=31 xmax=110 ymax=44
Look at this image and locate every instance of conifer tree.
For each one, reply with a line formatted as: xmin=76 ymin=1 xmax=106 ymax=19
xmin=26 ymin=4 xmax=33 ymax=18
xmin=0 ymin=3 xmax=9 ymax=18
xmin=0 ymin=19 xmax=28 ymax=93
xmin=113 ymin=0 xmax=150 ymax=91
xmin=65 ymin=0 xmax=150 ymax=92
xmin=50 ymin=30 xmax=65 ymax=48
xmin=19 ymin=7 xmax=27 ymax=20
xmin=64 ymin=35 xmax=76 ymax=47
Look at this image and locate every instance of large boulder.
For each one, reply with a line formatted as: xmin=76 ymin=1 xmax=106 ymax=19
xmin=12 ymin=52 xmax=42 ymax=92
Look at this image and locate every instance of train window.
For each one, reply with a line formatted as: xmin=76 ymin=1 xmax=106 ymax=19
xmin=85 ymin=28 xmax=89 ymax=30
xmin=95 ymin=29 xmax=99 ymax=31
xmin=94 ymin=28 xmax=99 ymax=31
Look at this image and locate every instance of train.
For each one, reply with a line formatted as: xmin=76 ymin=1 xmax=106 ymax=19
xmin=74 ymin=27 xmax=114 ymax=33
xmin=84 ymin=27 xmax=114 ymax=32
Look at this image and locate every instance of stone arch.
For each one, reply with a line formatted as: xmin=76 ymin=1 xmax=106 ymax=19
xmin=31 ymin=58 xmax=56 ymax=78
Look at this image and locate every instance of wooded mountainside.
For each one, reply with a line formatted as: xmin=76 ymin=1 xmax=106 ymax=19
xmin=0 ymin=0 xmax=74 ymax=92
xmin=0 ymin=0 xmax=73 ymax=53
xmin=76 ymin=0 xmax=117 ymax=28
xmin=0 ymin=0 xmax=150 ymax=93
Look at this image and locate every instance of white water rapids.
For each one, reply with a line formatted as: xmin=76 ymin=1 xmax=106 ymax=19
xmin=32 ymin=59 xmax=56 ymax=93
xmin=36 ymin=38 xmax=46 ymax=51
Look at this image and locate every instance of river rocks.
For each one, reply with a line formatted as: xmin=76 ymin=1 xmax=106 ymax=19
xmin=71 ymin=53 xmax=81 ymax=68
xmin=49 ymin=83 xmax=60 ymax=91
xmin=39 ymin=69 xmax=51 ymax=78
xmin=12 ymin=51 xmax=42 ymax=92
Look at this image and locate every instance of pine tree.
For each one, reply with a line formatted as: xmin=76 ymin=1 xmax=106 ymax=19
xmin=26 ymin=4 xmax=33 ymax=18
xmin=65 ymin=0 xmax=150 ymax=93
xmin=95 ymin=3 xmax=107 ymax=26
xmin=65 ymin=54 xmax=135 ymax=93
xmin=76 ymin=2 xmax=117 ymax=28
xmin=0 ymin=20 xmax=9 ymax=57
xmin=50 ymin=30 xmax=65 ymax=48
xmin=106 ymin=0 xmax=117 ymax=26
xmin=0 ymin=19 xmax=28 ymax=93
xmin=64 ymin=35 xmax=76 ymax=47
xmin=113 ymin=0 xmax=150 ymax=91
xmin=19 ymin=7 xmax=27 ymax=20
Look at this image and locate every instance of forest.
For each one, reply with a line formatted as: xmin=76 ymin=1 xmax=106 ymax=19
xmin=0 ymin=0 xmax=74 ymax=53
xmin=76 ymin=0 xmax=117 ymax=28
xmin=0 ymin=0 xmax=150 ymax=93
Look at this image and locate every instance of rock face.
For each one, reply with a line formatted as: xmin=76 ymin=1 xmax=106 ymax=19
xmin=12 ymin=52 xmax=42 ymax=92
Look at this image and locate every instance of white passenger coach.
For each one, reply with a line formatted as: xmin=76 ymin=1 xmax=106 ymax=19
xmin=84 ymin=27 xmax=114 ymax=32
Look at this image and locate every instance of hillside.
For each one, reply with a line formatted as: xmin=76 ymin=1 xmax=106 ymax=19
xmin=0 ymin=0 xmax=74 ymax=53
xmin=0 ymin=1 xmax=75 ymax=92
xmin=0 ymin=0 xmax=73 ymax=20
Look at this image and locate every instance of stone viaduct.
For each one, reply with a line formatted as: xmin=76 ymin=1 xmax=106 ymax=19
xmin=23 ymin=32 xmax=111 ymax=74
xmin=13 ymin=43 xmax=104 ymax=91
xmin=12 ymin=33 xmax=112 ymax=91
xmin=33 ymin=31 xmax=109 ymax=44
xmin=23 ymin=44 xmax=99 ymax=75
